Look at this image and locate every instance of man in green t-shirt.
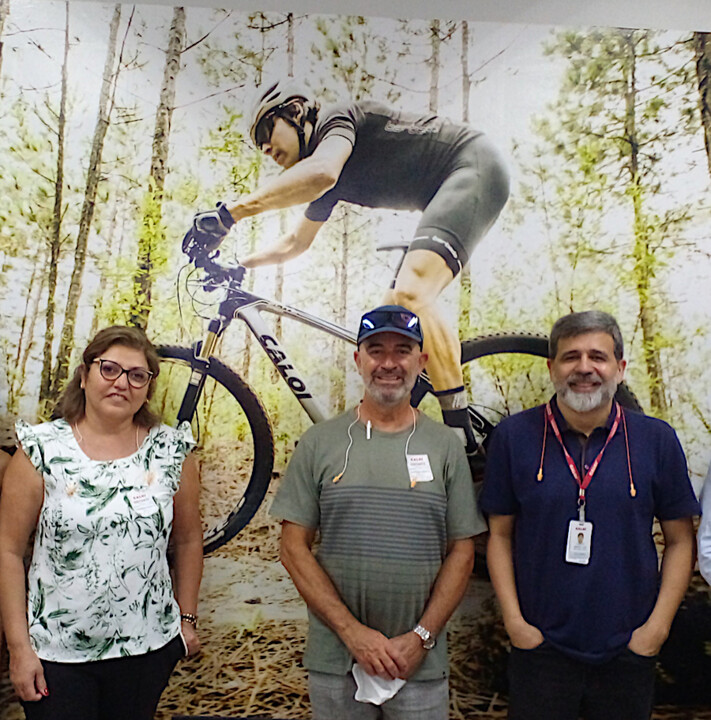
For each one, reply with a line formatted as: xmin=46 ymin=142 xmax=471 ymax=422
xmin=271 ymin=305 xmax=485 ymax=719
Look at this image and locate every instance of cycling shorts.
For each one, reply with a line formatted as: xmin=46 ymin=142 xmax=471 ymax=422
xmin=409 ymin=133 xmax=510 ymax=276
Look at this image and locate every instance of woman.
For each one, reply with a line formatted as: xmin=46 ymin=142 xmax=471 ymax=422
xmin=0 ymin=326 xmax=203 ymax=720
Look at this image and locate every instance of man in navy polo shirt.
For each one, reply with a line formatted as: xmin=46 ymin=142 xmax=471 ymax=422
xmin=480 ymin=310 xmax=699 ymax=720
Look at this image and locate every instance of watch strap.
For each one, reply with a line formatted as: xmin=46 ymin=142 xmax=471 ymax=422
xmin=413 ymin=623 xmax=436 ymax=650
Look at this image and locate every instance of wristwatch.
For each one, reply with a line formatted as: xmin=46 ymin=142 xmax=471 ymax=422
xmin=413 ymin=623 xmax=436 ymax=650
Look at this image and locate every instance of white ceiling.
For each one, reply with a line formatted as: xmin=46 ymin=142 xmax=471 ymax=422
xmin=64 ymin=0 xmax=711 ymax=32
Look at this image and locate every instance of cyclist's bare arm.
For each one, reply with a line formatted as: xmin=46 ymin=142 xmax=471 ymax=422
xmin=242 ymin=216 xmax=323 ymax=268
xmin=227 ymin=135 xmax=353 ymax=222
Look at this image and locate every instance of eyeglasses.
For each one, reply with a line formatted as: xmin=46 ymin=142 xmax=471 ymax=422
xmin=92 ymin=359 xmax=154 ymax=389
xmin=357 ymin=308 xmax=423 ymax=346
xmin=255 ymin=112 xmax=277 ymax=149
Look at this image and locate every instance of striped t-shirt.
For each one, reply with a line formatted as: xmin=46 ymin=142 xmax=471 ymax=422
xmin=271 ymin=408 xmax=485 ymax=680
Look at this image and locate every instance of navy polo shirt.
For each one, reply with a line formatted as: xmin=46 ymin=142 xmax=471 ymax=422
xmin=481 ymin=397 xmax=699 ymax=664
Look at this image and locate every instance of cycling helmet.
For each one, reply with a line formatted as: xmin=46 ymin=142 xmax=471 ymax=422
xmin=248 ymin=79 xmax=315 ymax=159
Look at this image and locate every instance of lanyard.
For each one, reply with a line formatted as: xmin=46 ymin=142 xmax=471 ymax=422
xmin=544 ymin=401 xmax=621 ymax=521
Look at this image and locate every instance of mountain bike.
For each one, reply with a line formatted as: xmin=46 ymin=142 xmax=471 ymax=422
xmin=154 ymin=237 xmax=642 ymax=554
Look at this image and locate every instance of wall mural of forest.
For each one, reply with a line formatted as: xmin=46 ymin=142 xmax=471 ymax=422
xmin=1 ymin=1 xmax=711 ymax=717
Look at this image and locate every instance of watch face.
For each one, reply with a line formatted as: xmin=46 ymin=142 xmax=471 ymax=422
xmin=423 ymin=635 xmax=436 ymax=650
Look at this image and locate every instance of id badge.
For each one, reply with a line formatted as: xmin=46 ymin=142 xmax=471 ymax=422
xmin=406 ymin=454 xmax=433 ymax=484
xmin=565 ymin=520 xmax=593 ymax=565
xmin=129 ymin=489 xmax=157 ymax=517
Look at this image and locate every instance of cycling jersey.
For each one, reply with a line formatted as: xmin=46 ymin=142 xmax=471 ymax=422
xmin=304 ymin=101 xmax=509 ymax=274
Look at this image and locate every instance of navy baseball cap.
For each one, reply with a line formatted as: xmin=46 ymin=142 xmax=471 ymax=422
xmin=357 ymin=305 xmax=424 ymax=348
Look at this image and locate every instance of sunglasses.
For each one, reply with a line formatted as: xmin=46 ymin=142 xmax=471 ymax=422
xmin=357 ymin=308 xmax=423 ymax=345
xmin=255 ymin=112 xmax=277 ymax=149
xmin=92 ymin=358 xmax=154 ymax=389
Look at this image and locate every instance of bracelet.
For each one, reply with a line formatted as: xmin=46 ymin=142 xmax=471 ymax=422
xmin=180 ymin=612 xmax=198 ymax=627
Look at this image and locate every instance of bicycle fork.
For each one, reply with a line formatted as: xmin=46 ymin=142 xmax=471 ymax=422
xmin=176 ymin=323 xmax=223 ymax=424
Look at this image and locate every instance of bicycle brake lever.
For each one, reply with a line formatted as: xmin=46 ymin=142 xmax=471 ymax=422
xmin=193 ymin=251 xmax=245 ymax=288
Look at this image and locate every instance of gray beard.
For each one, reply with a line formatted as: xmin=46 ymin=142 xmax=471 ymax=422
xmin=363 ymin=372 xmax=417 ymax=407
xmin=364 ymin=381 xmax=411 ymax=407
xmin=556 ymin=378 xmax=617 ymax=413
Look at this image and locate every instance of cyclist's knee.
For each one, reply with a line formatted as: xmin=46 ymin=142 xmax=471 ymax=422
xmin=390 ymin=287 xmax=425 ymax=312
xmin=393 ymin=250 xmax=454 ymax=304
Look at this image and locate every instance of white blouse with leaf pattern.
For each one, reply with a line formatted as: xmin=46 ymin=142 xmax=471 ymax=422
xmin=16 ymin=418 xmax=194 ymax=663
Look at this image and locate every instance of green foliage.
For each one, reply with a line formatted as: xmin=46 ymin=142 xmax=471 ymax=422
xmin=203 ymin=109 xmax=263 ymax=197
xmin=513 ymin=26 xmax=705 ymax=420
xmin=311 ymin=15 xmax=400 ymax=103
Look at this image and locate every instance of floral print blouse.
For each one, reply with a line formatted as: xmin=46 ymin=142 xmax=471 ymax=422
xmin=16 ymin=418 xmax=194 ymax=662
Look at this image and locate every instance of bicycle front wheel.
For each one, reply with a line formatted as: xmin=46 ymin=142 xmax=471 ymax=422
xmin=154 ymin=346 xmax=274 ymax=554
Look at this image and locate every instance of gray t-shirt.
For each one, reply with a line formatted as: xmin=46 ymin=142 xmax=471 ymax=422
xmin=270 ymin=409 xmax=485 ymax=680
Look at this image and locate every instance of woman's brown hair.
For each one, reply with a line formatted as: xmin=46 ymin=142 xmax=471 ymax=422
xmin=55 ymin=326 xmax=162 ymax=427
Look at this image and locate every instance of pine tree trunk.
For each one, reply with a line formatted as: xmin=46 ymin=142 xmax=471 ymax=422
xmin=53 ymin=5 xmax=122 ymax=394
xmin=9 ymin=258 xmax=41 ymax=413
xmin=131 ymin=6 xmax=185 ymax=330
xmin=90 ymin=194 xmax=121 ymax=336
xmin=39 ymin=3 xmax=70 ymax=414
xmin=273 ymin=13 xmax=294 ymax=345
xmin=694 ymin=32 xmax=711 ymax=179
xmin=270 ymin=211 xmax=286 ymax=390
xmin=0 ymin=0 xmax=9 ymax=79
xmin=458 ymin=21 xmax=473 ymax=388
xmin=332 ymin=209 xmax=350 ymax=414
xmin=622 ymin=32 xmax=668 ymax=417
xmin=11 ymin=264 xmax=47 ymax=415
xmin=429 ymin=20 xmax=440 ymax=113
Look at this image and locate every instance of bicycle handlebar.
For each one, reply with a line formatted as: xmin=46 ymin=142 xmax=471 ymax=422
xmin=183 ymin=232 xmax=245 ymax=288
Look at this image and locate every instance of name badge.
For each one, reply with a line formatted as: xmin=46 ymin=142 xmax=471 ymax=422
xmin=566 ymin=520 xmax=593 ymax=565
xmin=129 ymin=489 xmax=157 ymax=517
xmin=407 ymin=454 xmax=433 ymax=484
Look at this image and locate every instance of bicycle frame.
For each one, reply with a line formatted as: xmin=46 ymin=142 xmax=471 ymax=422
xmin=176 ymin=245 xmax=436 ymax=430
xmin=181 ymin=271 xmax=360 ymax=426
xmin=240 ymin=299 xmax=357 ymax=423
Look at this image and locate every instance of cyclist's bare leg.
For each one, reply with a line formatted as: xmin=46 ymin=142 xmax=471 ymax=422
xmin=385 ymin=249 xmax=462 ymax=391
xmin=384 ymin=249 xmax=477 ymax=451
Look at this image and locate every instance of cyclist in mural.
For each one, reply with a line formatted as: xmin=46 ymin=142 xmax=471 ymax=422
xmin=480 ymin=311 xmax=699 ymax=720
xmin=184 ymin=79 xmax=510 ymax=454
xmin=270 ymin=305 xmax=485 ymax=719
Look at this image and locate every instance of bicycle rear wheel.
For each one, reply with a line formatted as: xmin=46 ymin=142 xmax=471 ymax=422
xmin=154 ymin=346 xmax=274 ymax=554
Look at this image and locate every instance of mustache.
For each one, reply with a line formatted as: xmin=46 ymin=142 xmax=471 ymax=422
xmin=566 ymin=371 xmax=602 ymax=385
xmin=373 ymin=369 xmax=405 ymax=378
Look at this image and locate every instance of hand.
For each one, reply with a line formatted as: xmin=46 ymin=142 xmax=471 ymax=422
xmin=389 ymin=631 xmax=427 ymax=679
xmin=505 ymin=616 xmax=544 ymax=650
xmin=181 ymin=621 xmax=201 ymax=657
xmin=341 ymin=623 xmax=405 ymax=680
xmin=627 ymin=621 xmax=668 ymax=657
xmin=183 ymin=202 xmax=235 ymax=254
xmin=9 ymin=645 xmax=48 ymax=702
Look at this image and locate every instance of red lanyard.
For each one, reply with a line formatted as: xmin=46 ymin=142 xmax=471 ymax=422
xmin=544 ymin=401 xmax=621 ymax=514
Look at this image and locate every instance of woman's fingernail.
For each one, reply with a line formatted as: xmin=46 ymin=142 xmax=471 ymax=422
xmin=42 ymin=689 xmax=49 ymax=696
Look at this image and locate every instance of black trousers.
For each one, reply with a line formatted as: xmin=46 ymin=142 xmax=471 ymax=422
xmin=21 ymin=635 xmax=185 ymax=720
xmin=507 ymin=642 xmax=656 ymax=720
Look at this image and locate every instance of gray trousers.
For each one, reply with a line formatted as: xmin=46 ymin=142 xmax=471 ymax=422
xmin=309 ymin=670 xmax=449 ymax=720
